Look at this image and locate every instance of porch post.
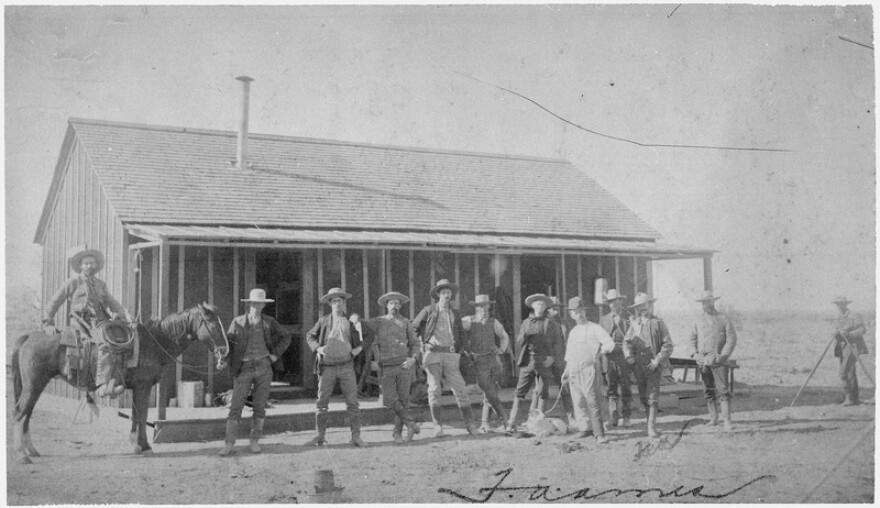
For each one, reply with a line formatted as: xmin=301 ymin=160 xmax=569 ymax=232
xmin=157 ymin=241 xmax=171 ymax=420
xmin=703 ymin=256 xmax=714 ymax=291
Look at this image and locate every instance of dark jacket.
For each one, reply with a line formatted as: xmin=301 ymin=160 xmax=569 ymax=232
xmin=833 ymin=310 xmax=869 ymax=357
xmin=515 ymin=315 xmax=563 ymax=367
xmin=624 ymin=314 xmax=673 ymax=369
xmin=412 ymin=304 xmax=464 ymax=352
xmin=599 ymin=310 xmax=631 ymax=349
xmin=226 ymin=314 xmax=291 ymax=377
xmin=306 ymin=314 xmax=371 ymax=371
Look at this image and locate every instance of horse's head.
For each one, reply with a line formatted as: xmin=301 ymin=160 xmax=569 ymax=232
xmin=192 ymin=302 xmax=230 ymax=367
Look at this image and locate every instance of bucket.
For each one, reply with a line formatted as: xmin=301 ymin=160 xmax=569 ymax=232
xmin=305 ymin=469 xmax=344 ymax=504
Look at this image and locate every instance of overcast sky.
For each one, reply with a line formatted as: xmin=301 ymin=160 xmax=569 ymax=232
xmin=5 ymin=4 xmax=875 ymax=312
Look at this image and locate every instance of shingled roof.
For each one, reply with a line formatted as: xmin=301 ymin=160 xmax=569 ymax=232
xmin=37 ymin=118 xmax=662 ymax=243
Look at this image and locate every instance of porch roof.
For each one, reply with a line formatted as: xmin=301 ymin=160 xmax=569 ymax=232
xmin=126 ymin=224 xmax=712 ymax=260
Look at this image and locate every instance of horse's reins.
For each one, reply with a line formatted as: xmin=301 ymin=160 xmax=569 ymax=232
xmin=139 ymin=314 xmax=229 ymax=376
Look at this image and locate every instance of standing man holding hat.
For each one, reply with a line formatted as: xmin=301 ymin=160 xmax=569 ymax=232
xmin=461 ymin=294 xmax=511 ymax=432
xmin=506 ymin=293 xmax=563 ymax=430
xmin=599 ymin=289 xmax=633 ymax=427
xmin=364 ymin=291 xmax=422 ymax=444
xmin=688 ymin=290 xmax=738 ymax=431
xmin=219 ymin=288 xmax=291 ymax=456
xmin=42 ymin=245 xmax=132 ymax=398
xmin=831 ymin=296 xmax=868 ymax=406
xmin=306 ymin=287 xmax=371 ymax=447
xmin=412 ymin=279 xmax=477 ymax=437
xmin=623 ymin=292 xmax=673 ymax=438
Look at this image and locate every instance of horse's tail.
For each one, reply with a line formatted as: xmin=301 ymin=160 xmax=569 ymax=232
xmin=12 ymin=334 xmax=29 ymax=405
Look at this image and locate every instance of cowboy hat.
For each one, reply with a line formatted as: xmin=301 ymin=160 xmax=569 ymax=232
xmin=241 ymin=288 xmax=274 ymax=303
xmin=549 ymin=296 xmax=564 ymax=308
xmin=430 ymin=279 xmax=459 ymax=299
xmin=525 ymin=293 xmax=552 ymax=307
xmin=604 ymin=289 xmax=626 ymax=303
xmin=628 ymin=292 xmax=657 ymax=309
xmin=566 ymin=296 xmax=588 ymax=311
xmin=695 ymin=290 xmax=721 ymax=302
xmin=320 ymin=287 xmax=352 ymax=304
xmin=832 ymin=296 xmax=852 ymax=305
xmin=378 ymin=291 xmax=409 ymax=308
xmin=469 ymin=294 xmax=496 ymax=307
xmin=67 ymin=245 xmax=105 ymax=274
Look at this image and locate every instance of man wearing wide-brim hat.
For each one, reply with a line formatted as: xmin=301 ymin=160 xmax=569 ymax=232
xmin=687 ymin=290 xmax=737 ymax=432
xmin=42 ymin=245 xmax=131 ymax=397
xmin=506 ymin=293 xmax=564 ymax=430
xmin=412 ymin=279 xmax=478 ymax=436
xmin=831 ymin=296 xmax=868 ymax=406
xmin=531 ymin=296 xmax=575 ymax=420
xmin=363 ymin=291 xmax=422 ymax=444
xmin=623 ymin=292 xmax=673 ymax=438
xmin=219 ymin=288 xmax=292 ymax=456
xmin=461 ymin=294 xmax=511 ymax=432
xmin=599 ymin=288 xmax=634 ymax=427
xmin=305 ymin=287 xmax=373 ymax=447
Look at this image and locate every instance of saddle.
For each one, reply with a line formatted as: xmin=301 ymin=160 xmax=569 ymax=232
xmin=60 ymin=317 xmax=139 ymax=388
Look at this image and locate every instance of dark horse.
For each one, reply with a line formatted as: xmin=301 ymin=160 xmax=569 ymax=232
xmin=12 ymin=303 xmax=228 ymax=464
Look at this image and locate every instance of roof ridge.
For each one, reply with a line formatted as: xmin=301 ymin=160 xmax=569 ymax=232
xmin=68 ymin=117 xmax=571 ymax=164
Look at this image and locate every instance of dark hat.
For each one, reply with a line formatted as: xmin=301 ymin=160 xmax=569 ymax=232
xmin=695 ymin=290 xmax=721 ymax=303
xmin=469 ymin=294 xmax=496 ymax=307
xmin=566 ymin=296 xmax=588 ymax=311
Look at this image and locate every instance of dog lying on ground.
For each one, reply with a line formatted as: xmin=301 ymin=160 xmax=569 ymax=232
xmin=525 ymin=409 xmax=569 ymax=437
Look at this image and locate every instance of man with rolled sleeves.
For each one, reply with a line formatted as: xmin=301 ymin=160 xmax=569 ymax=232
xmin=599 ymin=289 xmax=633 ymax=427
xmin=461 ymin=294 xmax=511 ymax=432
xmin=832 ymin=296 xmax=868 ymax=406
xmin=365 ymin=291 xmax=422 ymax=444
xmin=506 ymin=293 xmax=563 ymax=430
xmin=412 ymin=279 xmax=477 ymax=437
xmin=306 ymin=287 xmax=371 ymax=447
xmin=623 ymin=292 xmax=673 ymax=438
xmin=218 ymin=288 xmax=292 ymax=456
xmin=688 ymin=290 xmax=737 ymax=431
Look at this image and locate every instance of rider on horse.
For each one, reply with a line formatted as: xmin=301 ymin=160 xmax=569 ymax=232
xmin=41 ymin=246 xmax=132 ymax=397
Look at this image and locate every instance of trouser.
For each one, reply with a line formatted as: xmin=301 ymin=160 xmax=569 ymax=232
xmin=633 ymin=366 xmax=662 ymax=408
xmin=227 ymin=357 xmax=273 ymax=419
xmin=569 ymin=364 xmax=606 ymax=434
xmin=605 ymin=349 xmax=633 ymax=418
xmin=839 ymin=346 xmax=860 ymax=403
xmin=316 ymin=361 xmax=361 ymax=432
xmin=424 ymin=353 xmax=471 ymax=409
xmin=514 ymin=360 xmax=553 ymax=399
xmin=700 ymin=364 xmax=732 ymax=402
xmin=474 ymin=354 xmax=506 ymax=420
xmin=379 ymin=364 xmax=414 ymax=433
xmin=532 ymin=363 xmax=574 ymax=415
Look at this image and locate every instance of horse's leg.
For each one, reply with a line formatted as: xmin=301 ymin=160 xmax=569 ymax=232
xmin=131 ymin=385 xmax=153 ymax=454
xmin=14 ymin=343 xmax=55 ymax=464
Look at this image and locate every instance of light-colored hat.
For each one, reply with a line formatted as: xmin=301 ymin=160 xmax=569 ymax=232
xmin=695 ymin=290 xmax=721 ymax=302
xmin=525 ymin=293 xmax=552 ymax=307
xmin=68 ymin=245 xmax=105 ymax=274
xmin=549 ymin=296 xmax=564 ymax=308
xmin=567 ymin=296 xmax=588 ymax=311
xmin=241 ymin=288 xmax=274 ymax=303
xmin=378 ymin=291 xmax=409 ymax=307
xmin=628 ymin=292 xmax=657 ymax=309
xmin=320 ymin=287 xmax=352 ymax=304
xmin=832 ymin=296 xmax=852 ymax=305
xmin=430 ymin=279 xmax=459 ymax=299
xmin=604 ymin=289 xmax=626 ymax=303
xmin=469 ymin=294 xmax=496 ymax=307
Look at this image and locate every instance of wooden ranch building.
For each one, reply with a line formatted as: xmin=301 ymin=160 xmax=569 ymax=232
xmin=36 ymin=111 xmax=712 ymax=414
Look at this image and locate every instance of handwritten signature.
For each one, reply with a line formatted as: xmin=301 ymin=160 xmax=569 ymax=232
xmin=633 ymin=418 xmax=697 ymax=462
xmin=438 ymin=468 xmax=776 ymax=503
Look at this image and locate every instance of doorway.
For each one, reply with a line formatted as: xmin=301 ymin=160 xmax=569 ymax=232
xmin=519 ymin=254 xmax=559 ymax=317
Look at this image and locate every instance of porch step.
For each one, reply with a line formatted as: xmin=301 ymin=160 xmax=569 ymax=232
xmin=269 ymin=383 xmax=312 ymax=400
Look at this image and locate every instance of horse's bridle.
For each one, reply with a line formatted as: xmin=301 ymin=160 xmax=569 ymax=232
xmin=194 ymin=312 xmax=230 ymax=370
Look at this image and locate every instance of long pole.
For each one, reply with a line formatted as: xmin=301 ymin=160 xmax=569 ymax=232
xmin=790 ymin=335 xmax=836 ymax=408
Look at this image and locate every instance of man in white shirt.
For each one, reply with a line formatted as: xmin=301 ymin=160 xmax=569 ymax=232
xmin=562 ymin=297 xmax=616 ymax=443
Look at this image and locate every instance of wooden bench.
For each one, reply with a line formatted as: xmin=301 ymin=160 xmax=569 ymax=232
xmin=669 ymin=357 xmax=739 ymax=396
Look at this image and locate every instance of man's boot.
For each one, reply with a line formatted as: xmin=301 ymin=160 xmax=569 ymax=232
xmin=703 ymin=400 xmax=719 ymax=427
xmin=647 ymin=406 xmax=660 ymax=438
xmin=506 ymin=398 xmax=526 ymax=431
xmin=609 ymin=396 xmax=620 ymax=427
xmin=480 ymin=401 xmax=493 ymax=432
xmin=852 ymin=377 xmax=861 ymax=405
xmin=349 ymin=409 xmax=365 ymax=447
xmin=430 ymin=404 xmax=446 ymax=438
xmin=593 ymin=415 xmax=608 ymax=444
xmin=621 ymin=397 xmax=632 ymax=427
xmin=404 ymin=420 xmax=421 ymax=442
xmin=720 ymin=400 xmax=733 ymax=432
xmin=460 ymin=404 xmax=478 ymax=435
xmin=249 ymin=418 xmax=264 ymax=453
xmin=306 ymin=412 xmax=328 ymax=446
xmin=218 ymin=420 xmax=238 ymax=456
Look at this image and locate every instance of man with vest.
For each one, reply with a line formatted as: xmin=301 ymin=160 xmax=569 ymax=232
xmin=461 ymin=294 xmax=511 ymax=432
xmin=623 ymin=292 xmax=673 ymax=438
xmin=365 ymin=291 xmax=422 ymax=444
xmin=412 ymin=279 xmax=478 ymax=437
xmin=219 ymin=288 xmax=291 ymax=456
xmin=530 ymin=296 xmax=575 ymax=420
xmin=599 ymin=289 xmax=633 ymax=427
xmin=831 ymin=296 xmax=868 ymax=406
xmin=306 ymin=287 xmax=372 ymax=447
xmin=688 ymin=290 xmax=738 ymax=432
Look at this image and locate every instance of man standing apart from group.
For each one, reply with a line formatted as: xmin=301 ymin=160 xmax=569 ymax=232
xmin=219 ymin=288 xmax=291 ymax=456
xmin=599 ymin=289 xmax=632 ymax=428
xmin=365 ymin=291 xmax=422 ymax=444
xmin=831 ymin=296 xmax=868 ymax=406
xmin=461 ymin=294 xmax=511 ymax=432
xmin=623 ymin=292 xmax=673 ymax=438
xmin=688 ymin=290 xmax=737 ymax=432
xmin=306 ymin=287 xmax=371 ymax=447
xmin=413 ymin=279 xmax=477 ymax=437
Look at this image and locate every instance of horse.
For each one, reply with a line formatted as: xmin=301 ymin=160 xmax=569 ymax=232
xmin=12 ymin=302 xmax=229 ymax=464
